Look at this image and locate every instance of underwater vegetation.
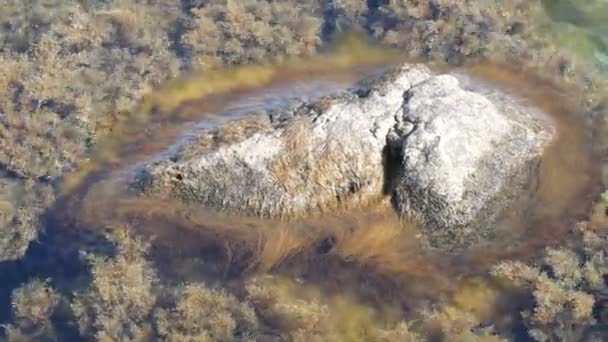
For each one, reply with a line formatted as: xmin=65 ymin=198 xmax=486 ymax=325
xmin=493 ymin=226 xmax=608 ymax=341
xmin=5 ymin=227 xmax=510 ymax=341
xmin=0 ymin=0 xmax=608 ymax=341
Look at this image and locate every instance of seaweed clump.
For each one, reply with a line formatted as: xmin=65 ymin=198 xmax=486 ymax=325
xmin=0 ymin=0 xmax=183 ymax=180
xmin=4 ymin=227 xmax=511 ymax=341
xmin=493 ymin=223 xmax=608 ymax=341
xmin=0 ymin=175 xmax=54 ymax=260
xmin=4 ymin=279 xmax=60 ymax=341
xmin=6 ymin=228 xmax=260 ymax=341
xmin=182 ymin=0 xmax=324 ymax=68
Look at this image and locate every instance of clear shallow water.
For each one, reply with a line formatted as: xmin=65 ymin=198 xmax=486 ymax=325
xmin=542 ymin=0 xmax=608 ymax=72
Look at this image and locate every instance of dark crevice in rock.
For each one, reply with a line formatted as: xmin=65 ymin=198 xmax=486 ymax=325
xmin=383 ymin=96 xmax=414 ymax=195
xmin=381 ymin=144 xmax=402 ymax=196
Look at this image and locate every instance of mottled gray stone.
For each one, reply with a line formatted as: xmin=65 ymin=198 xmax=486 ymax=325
xmin=132 ymin=66 xmax=433 ymax=218
xmin=388 ymin=73 xmax=555 ymax=248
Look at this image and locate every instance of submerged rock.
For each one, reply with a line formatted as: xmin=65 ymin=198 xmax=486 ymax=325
xmin=132 ymin=64 xmax=555 ymax=249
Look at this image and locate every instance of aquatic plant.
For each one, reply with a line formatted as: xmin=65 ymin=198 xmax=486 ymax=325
xmin=492 ymin=224 xmax=608 ymax=341
xmin=245 ymin=275 xmax=422 ymax=341
xmin=327 ymin=213 xmax=436 ymax=277
xmin=87 ymin=194 xmax=445 ymax=281
xmin=183 ymin=0 xmax=323 ymax=68
xmin=0 ymin=176 xmax=54 ymax=261
xmin=71 ymin=228 xmax=159 ymax=340
xmin=5 ymin=226 xmax=431 ymax=341
xmin=4 ymin=279 xmax=60 ymax=341
xmin=0 ymin=0 xmax=183 ymax=181
xmin=154 ymin=284 xmax=258 ymax=342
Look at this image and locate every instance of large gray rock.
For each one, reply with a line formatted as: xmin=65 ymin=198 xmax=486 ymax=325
xmin=131 ymin=64 xmax=555 ymax=249
xmin=388 ymin=73 xmax=555 ymax=248
xmin=132 ymin=66 xmax=431 ymax=218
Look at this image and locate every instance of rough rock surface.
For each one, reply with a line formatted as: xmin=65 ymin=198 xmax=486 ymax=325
xmin=388 ymin=74 xmax=555 ymax=248
xmin=132 ymin=64 xmax=555 ymax=249
xmin=133 ymin=66 xmax=431 ymax=218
